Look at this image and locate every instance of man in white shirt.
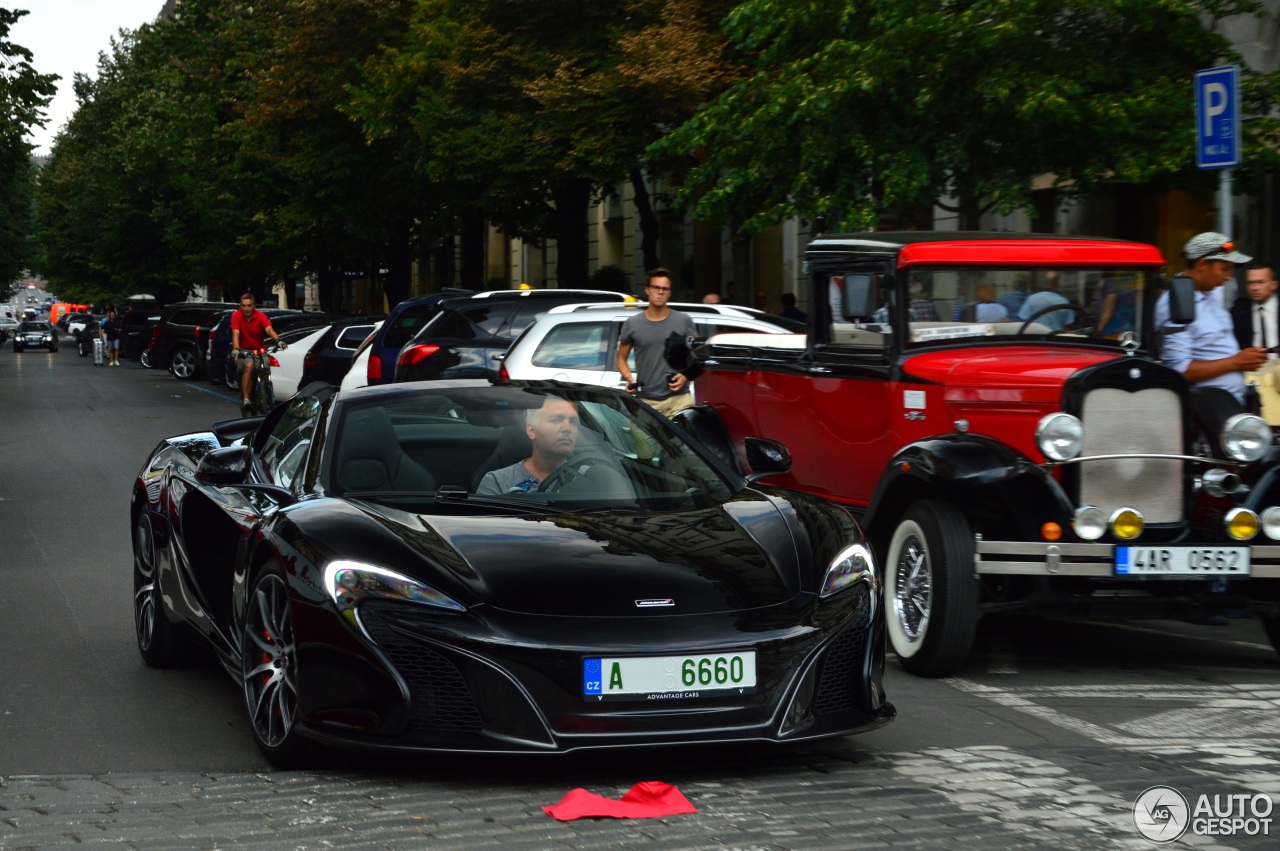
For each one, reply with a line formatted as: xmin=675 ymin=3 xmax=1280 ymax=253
xmin=1157 ymin=232 xmax=1266 ymax=405
xmin=1230 ymin=260 xmax=1279 ymax=359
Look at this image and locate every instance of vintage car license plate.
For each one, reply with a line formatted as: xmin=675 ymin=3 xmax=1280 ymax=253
xmin=1115 ymin=546 xmax=1250 ymax=576
xmin=582 ymin=652 xmax=757 ymax=701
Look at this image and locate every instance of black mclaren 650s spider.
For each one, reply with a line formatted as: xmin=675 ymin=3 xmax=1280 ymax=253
xmin=131 ymin=379 xmax=893 ymax=766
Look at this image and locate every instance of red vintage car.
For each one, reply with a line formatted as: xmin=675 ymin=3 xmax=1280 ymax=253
xmin=684 ymin=232 xmax=1280 ymax=676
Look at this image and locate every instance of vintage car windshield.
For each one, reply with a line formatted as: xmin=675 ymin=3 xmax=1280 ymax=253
xmin=327 ymin=385 xmax=737 ymax=512
xmin=827 ymin=266 xmax=1149 ymax=350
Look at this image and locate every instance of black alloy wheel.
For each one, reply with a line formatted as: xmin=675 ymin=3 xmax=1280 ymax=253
xmin=140 ymin=349 xmax=153 ymax=368
xmin=242 ymin=561 xmax=311 ymax=767
xmin=132 ymin=509 xmax=187 ymax=667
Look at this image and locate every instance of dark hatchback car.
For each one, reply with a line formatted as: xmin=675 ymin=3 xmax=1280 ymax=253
xmin=146 ymin=301 xmax=238 ymax=378
xmin=367 ymin=289 xmax=628 ymax=386
xmin=297 ymin=316 xmax=383 ymax=387
xmin=391 ymin=290 xmax=632 ymax=384
xmin=206 ymin=309 xmax=338 ymax=387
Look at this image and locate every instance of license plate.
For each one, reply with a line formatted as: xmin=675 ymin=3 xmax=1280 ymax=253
xmin=1115 ymin=546 xmax=1250 ymax=576
xmin=583 ymin=651 xmax=757 ymax=701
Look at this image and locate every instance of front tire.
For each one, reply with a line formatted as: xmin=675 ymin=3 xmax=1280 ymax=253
xmin=133 ymin=509 xmax=187 ymax=667
xmin=169 ymin=346 xmax=198 ymax=380
xmin=883 ymin=500 xmax=979 ymax=677
xmin=140 ymin=349 xmax=153 ymax=368
xmin=242 ymin=561 xmax=310 ymax=767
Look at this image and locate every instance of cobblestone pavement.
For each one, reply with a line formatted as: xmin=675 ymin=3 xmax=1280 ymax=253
xmin=3 ymin=738 xmax=1278 ymax=849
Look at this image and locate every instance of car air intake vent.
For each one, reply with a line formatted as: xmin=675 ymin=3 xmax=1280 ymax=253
xmin=361 ymin=607 xmax=483 ymax=731
xmin=1078 ymin=387 xmax=1183 ymax=523
xmin=813 ymin=585 xmax=871 ymax=716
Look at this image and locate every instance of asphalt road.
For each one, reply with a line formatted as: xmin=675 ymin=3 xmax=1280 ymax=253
xmin=1 ymin=340 xmax=1278 ymax=848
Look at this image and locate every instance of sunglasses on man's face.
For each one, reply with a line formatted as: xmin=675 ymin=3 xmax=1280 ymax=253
xmin=648 ymin=286 xmax=671 ymax=293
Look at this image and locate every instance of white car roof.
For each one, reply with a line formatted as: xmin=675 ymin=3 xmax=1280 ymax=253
xmin=543 ymin=302 xmax=774 ymax=320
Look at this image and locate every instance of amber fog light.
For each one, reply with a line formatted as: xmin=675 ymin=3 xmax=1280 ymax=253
xmin=1073 ymin=506 xmax=1106 ymax=540
xmin=1263 ymin=507 xmax=1280 ymax=541
xmin=1109 ymin=507 xmax=1143 ymax=540
xmin=1226 ymin=507 xmax=1259 ymax=541
xmin=1041 ymin=522 xmax=1062 ymax=542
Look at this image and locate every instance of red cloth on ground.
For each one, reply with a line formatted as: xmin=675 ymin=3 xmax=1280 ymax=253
xmin=542 ymin=781 xmax=698 ymax=821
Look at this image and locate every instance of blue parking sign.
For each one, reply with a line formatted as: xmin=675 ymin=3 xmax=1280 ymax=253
xmin=1196 ymin=65 xmax=1240 ymax=169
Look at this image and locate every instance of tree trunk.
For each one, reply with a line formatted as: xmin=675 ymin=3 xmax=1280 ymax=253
xmin=317 ymin=266 xmax=342 ymax=314
xmin=551 ymin=178 xmax=592 ymax=289
xmin=384 ymin=218 xmax=412 ymax=308
xmin=460 ymin=214 xmax=486 ymax=290
xmin=630 ymin=169 xmax=661 ymax=272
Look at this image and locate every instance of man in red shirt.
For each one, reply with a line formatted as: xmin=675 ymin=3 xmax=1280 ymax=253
xmin=231 ymin=292 xmax=286 ymax=413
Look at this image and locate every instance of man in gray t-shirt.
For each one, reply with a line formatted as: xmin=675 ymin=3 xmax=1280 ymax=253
xmin=477 ymin=397 xmax=580 ymax=495
xmin=617 ymin=267 xmax=697 ymax=419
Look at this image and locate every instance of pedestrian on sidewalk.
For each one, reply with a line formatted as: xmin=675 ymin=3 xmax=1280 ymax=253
xmin=617 ymin=267 xmax=697 ymax=419
xmin=100 ymin=308 xmax=121 ymax=366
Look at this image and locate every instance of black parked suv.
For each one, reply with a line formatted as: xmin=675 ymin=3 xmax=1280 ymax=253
xmin=392 ymin=290 xmax=631 ymax=383
xmin=148 ymin=301 xmax=238 ymax=379
xmin=297 ymin=316 xmax=383 ymax=387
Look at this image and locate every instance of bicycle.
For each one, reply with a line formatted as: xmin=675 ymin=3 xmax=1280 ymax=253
xmin=236 ymin=346 xmax=277 ymax=416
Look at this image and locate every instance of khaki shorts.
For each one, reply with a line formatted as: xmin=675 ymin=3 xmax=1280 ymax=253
xmin=643 ymin=392 xmax=694 ymax=420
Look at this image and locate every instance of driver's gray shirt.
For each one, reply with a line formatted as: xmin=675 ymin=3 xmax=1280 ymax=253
xmin=477 ymin=460 xmax=538 ymax=495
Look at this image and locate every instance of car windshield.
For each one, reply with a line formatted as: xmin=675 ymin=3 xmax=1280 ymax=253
xmin=19 ymin=321 xmax=51 ymax=331
xmin=826 ymin=266 xmax=1151 ymax=349
xmin=327 ymin=384 xmax=737 ymax=513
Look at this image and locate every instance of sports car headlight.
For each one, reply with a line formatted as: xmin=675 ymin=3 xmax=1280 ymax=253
xmin=1036 ymin=413 xmax=1084 ymax=462
xmin=324 ymin=561 xmax=465 ymax=616
xmin=1221 ymin=414 xmax=1271 ymax=463
xmin=821 ymin=543 xmax=876 ymax=598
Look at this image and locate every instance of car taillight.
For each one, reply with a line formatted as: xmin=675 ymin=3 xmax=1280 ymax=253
xmin=304 ymin=352 xmax=316 ymax=368
xmin=268 ymin=355 xmax=281 ymax=367
xmin=498 ymin=361 xmax=510 ymax=380
xmin=397 ymin=344 xmax=440 ymax=368
xmin=367 ymin=354 xmax=382 ymax=381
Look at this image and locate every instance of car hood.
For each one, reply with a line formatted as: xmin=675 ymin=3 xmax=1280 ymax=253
xmin=358 ymin=493 xmax=806 ymax=617
xmin=904 ymin=346 xmax=1117 ymax=402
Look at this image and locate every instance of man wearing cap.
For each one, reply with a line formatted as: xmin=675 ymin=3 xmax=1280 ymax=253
xmin=1156 ymin=232 xmax=1267 ymax=407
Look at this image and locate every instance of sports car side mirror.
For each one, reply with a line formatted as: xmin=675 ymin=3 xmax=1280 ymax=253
xmin=197 ymin=445 xmax=252 ymax=485
xmin=743 ymin=437 xmax=792 ymax=482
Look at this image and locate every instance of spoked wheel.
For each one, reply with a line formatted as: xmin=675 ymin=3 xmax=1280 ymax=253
xmin=169 ymin=347 xmax=198 ymax=380
xmin=140 ymin=349 xmax=153 ymax=368
xmin=242 ymin=561 xmax=310 ymax=767
xmin=883 ymin=500 xmax=979 ymax=677
xmin=133 ymin=509 xmax=186 ymax=666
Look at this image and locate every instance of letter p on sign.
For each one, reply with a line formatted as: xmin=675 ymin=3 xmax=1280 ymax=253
xmin=1196 ymin=65 xmax=1239 ymax=169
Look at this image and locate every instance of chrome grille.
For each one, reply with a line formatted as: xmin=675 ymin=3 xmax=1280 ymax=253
xmin=1079 ymin=387 xmax=1183 ymax=523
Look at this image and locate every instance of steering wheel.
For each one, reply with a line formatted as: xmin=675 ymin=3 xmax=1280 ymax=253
xmin=1015 ymin=302 xmax=1092 ymax=336
xmin=536 ymin=451 xmax=616 ymax=493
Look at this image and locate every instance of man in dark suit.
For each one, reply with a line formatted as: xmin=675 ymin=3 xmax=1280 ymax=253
xmin=1231 ymin=259 xmax=1279 ymax=355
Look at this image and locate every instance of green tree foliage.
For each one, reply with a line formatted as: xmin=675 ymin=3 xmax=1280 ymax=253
xmin=658 ymin=0 xmax=1280 ymax=233
xmin=0 ymin=7 xmax=57 ymax=284
xmin=352 ymin=0 xmax=739 ymax=285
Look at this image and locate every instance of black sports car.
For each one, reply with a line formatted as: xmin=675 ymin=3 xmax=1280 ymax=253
xmin=131 ymin=379 xmax=893 ymax=765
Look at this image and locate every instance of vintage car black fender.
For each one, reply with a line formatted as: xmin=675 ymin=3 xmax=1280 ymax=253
xmin=861 ymin=434 xmax=1076 ymax=549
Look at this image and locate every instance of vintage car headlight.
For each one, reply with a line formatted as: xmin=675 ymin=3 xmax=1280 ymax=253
xmin=1036 ymin=413 xmax=1084 ymax=462
xmin=1221 ymin=414 xmax=1271 ymax=463
xmin=324 ymin=560 xmax=464 ymax=616
xmin=1073 ymin=505 xmax=1107 ymax=541
xmin=821 ymin=543 xmax=876 ymax=598
xmin=1226 ymin=507 xmax=1259 ymax=541
xmin=1262 ymin=507 xmax=1280 ymax=540
xmin=1109 ymin=507 xmax=1143 ymax=540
